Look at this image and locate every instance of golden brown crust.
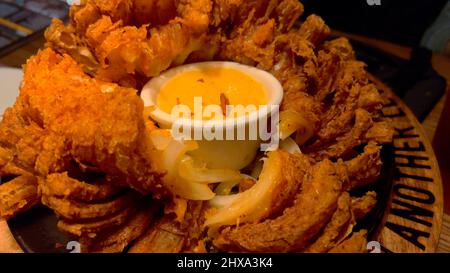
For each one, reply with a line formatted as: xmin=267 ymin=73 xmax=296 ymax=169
xmin=81 ymin=199 xmax=161 ymax=253
xmin=133 ymin=0 xmax=177 ymax=26
xmin=351 ymin=191 xmax=378 ymax=220
xmin=4 ymin=48 xmax=167 ymax=196
xmin=307 ymin=109 xmax=373 ymax=160
xmin=0 ymin=175 xmax=39 ymax=220
xmin=214 ymin=159 xmax=344 ymax=252
xmin=57 ymin=203 xmax=138 ymax=237
xmin=128 ymin=215 xmax=186 ymax=253
xmin=345 ymin=142 xmax=382 ymax=191
xmin=365 ymin=122 xmax=395 ymax=144
xmin=39 ymin=172 xmax=123 ymax=202
xmin=41 ymin=192 xmax=139 ymax=221
xmin=329 ymin=230 xmax=368 ymax=253
xmin=304 ymin=193 xmax=353 ymax=253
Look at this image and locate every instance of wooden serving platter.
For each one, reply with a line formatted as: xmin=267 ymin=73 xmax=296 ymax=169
xmin=372 ymin=76 xmax=443 ymax=253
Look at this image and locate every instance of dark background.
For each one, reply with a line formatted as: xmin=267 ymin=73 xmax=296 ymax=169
xmin=302 ymin=0 xmax=448 ymax=48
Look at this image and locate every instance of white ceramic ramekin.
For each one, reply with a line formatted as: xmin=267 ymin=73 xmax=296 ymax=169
xmin=140 ymin=62 xmax=283 ymax=170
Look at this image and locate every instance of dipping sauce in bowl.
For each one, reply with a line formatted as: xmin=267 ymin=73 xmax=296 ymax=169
xmin=141 ymin=62 xmax=283 ymax=170
xmin=156 ymin=67 xmax=268 ymax=119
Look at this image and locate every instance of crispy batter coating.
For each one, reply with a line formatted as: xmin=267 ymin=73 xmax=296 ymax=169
xmin=41 ymin=192 xmax=139 ymax=221
xmin=305 ymin=193 xmax=353 ymax=253
xmin=351 ymin=191 xmax=377 ymax=220
xmin=314 ymin=38 xmax=355 ymax=101
xmin=329 ymin=230 xmax=368 ymax=253
xmin=298 ymin=14 xmax=330 ymax=46
xmin=133 ymin=0 xmax=177 ymax=26
xmin=58 ymin=203 xmax=138 ymax=237
xmin=180 ymin=201 xmax=207 ymax=249
xmin=365 ymin=121 xmax=395 ymax=144
xmin=52 ymin=0 xmax=212 ymax=82
xmin=176 ymin=0 xmax=213 ymax=34
xmin=81 ymin=198 xmax=160 ymax=253
xmin=220 ymin=14 xmax=276 ymax=70
xmin=39 ymin=172 xmax=124 ymax=202
xmin=307 ymin=109 xmax=374 ymax=160
xmin=0 ymin=160 xmax=31 ymax=177
xmin=45 ymin=19 xmax=99 ymax=76
xmin=211 ymin=0 xmax=243 ymax=26
xmin=128 ymin=215 xmax=186 ymax=253
xmin=13 ymin=48 xmax=165 ymax=195
xmin=214 ymin=159 xmax=344 ymax=252
xmin=69 ymin=0 xmax=101 ymax=35
xmin=274 ymin=0 xmax=304 ymax=32
xmin=0 ymin=102 xmax=47 ymax=174
xmin=238 ymin=178 xmax=256 ymax=192
xmin=129 ymin=200 xmax=210 ymax=253
xmin=345 ymin=142 xmax=382 ymax=191
xmin=0 ymin=175 xmax=39 ymax=220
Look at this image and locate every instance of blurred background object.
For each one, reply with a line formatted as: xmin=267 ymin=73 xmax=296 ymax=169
xmin=421 ymin=1 xmax=450 ymax=57
xmin=0 ymin=0 xmax=68 ymax=57
xmin=302 ymin=0 xmax=449 ymax=51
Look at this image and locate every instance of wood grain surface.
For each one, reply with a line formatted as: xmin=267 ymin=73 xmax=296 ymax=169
xmin=437 ymin=214 xmax=450 ymax=252
xmin=372 ymin=77 xmax=443 ymax=253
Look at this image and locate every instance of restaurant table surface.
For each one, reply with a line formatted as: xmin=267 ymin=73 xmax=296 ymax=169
xmin=0 ymin=33 xmax=449 ymax=253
